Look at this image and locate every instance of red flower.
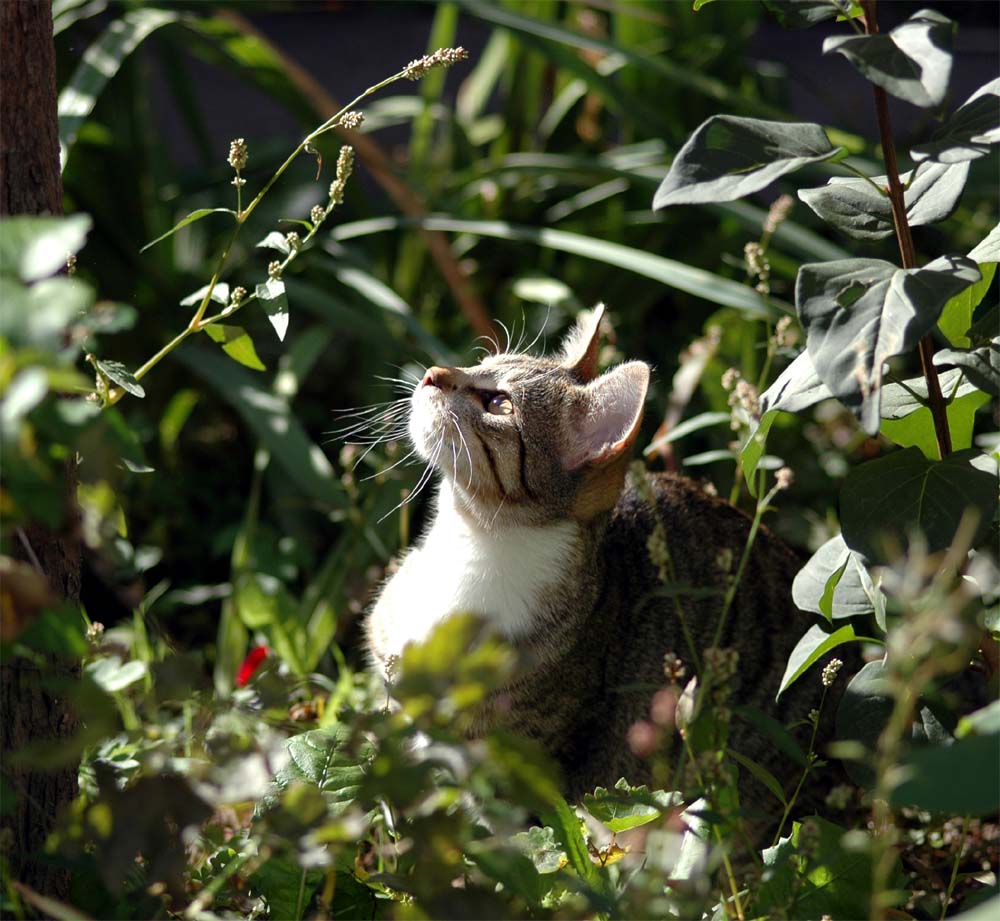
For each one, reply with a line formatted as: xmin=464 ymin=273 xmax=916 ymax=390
xmin=235 ymin=645 xmax=270 ymax=688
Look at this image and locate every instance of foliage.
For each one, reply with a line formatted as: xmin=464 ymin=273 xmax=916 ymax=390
xmin=2 ymin=1 xmax=997 ymax=919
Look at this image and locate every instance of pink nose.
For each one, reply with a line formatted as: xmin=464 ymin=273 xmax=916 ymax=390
xmin=421 ymin=366 xmax=453 ymax=390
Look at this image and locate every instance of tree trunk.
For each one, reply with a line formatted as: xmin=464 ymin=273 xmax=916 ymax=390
xmin=0 ymin=0 xmax=80 ymax=901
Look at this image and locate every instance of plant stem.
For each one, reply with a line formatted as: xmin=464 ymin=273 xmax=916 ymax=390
xmin=860 ymin=0 xmax=952 ymax=458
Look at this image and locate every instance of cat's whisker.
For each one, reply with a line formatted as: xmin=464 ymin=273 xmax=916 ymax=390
xmin=360 ymin=445 xmax=420 ymax=481
xmin=496 ymin=319 xmax=512 ymax=356
xmin=523 ymin=305 xmax=552 ymax=355
xmin=378 ymin=434 xmax=444 ymax=523
xmin=448 ymin=410 xmax=474 ymax=492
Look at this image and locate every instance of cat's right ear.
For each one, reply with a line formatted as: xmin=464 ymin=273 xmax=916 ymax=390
xmin=559 ymin=303 xmax=606 ymax=382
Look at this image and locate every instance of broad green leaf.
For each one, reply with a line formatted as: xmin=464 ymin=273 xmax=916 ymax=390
xmin=0 ymin=214 xmax=91 ymax=282
xmin=256 ymin=231 xmax=291 ymax=255
xmin=180 ymin=282 xmax=229 ymax=308
xmin=741 ymin=350 xmax=833 ymax=492
xmin=880 ymin=367 xmax=975 ymax=418
xmin=248 ymin=858 xmax=322 ymax=921
xmin=175 ymin=347 xmax=343 ymax=508
xmin=270 ymin=725 xmax=371 ymax=810
xmin=333 ymin=217 xmax=776 ymax=317
xmin=539 ymin=795 xmax=602 ymax=890
xmin=893 ymin=733 xmax=1000 ymax=815
xmin=94 ymin=358 xmax=144 ymax=398
xmin=835 ymin=660 xmax=892 ymax=786
xmin=761 ymin=0 xmax=859 ymax=29
xmin=58 ymin=8 xmax=180 ymax=164
xmin=796 ymin=255 xmax=980 ymax=434
xmin=840 ymin=447 xmax=999 ymax=563
xmin=934 ymin=341 xmax=999 ymax=397
xmin=968 ymin=222 xmax=1000 ymax=264
xmin=1 ymin=277 xmax=95 ymax=352
xmin=583 ymin=779 xmax=670 ymax=833
xmin=203 ymin=324 xmax=266 ymax=372
xmin=86 ymin=656 xmax=148 ymax=693
xmin=882 ymin=387 xmax=990 ymax=458
xmin=823 ymin=9 xmax=955 ymax=109
xmin=798 ymin=161 xmax=969 ymax=240
xmin=140 ymin=208 xmax=237 ymax=253
xmin=911 ymin=78 xmax=1000 ymax=164
xmin=778 ymin=623 xmax=858 ymax=698
xmin=653 ymin=115 xmax=843 ymax=208
xmin=256 ymin=278 xmax=289 ymax=341
xmin=937 ymin=262 xmax=996 ymax=347
xmin=793 ymin=534 xmax=880 ymax=620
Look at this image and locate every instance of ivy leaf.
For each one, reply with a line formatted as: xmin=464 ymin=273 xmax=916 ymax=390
xmin=796 ymin=255 xmax=980 ymax=434
xmin=652 ymin=115 xmax=843 ymax=208
xmin=140 ymin=208 xmax=237 ymax=253
xmin=180 ymin=282 xmax=229 ymax=308
xmin=204 ymin=324 xmax=266 ymax=372
xmin=256 ymin=278 xmax=289 ymax=341
xmin=840 ymin=447 xmax=999 ymax=564
xmin=793 ymin=534 xmax=880 ymax=621
xmin=778 ymin=623 xmax=859 ymax=698
xmin=823 ymin=9 xmax=955 ymax=109
xmin=797 ymin=161 xmax=969 ymax=240
xmin=934 ymin=341 xmax=1000 ymax=397
xmin=911 ymin=77 xmax=1000 ymax=164
xmin=94 ymin=358 xmax=145 ymax=398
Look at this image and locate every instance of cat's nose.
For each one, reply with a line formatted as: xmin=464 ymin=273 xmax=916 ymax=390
xmin=421 ymin=366 xmax=454 ymax=391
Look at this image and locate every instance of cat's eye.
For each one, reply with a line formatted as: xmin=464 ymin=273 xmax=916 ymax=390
xmin=486 ymin=393 xmax=513 ymax=416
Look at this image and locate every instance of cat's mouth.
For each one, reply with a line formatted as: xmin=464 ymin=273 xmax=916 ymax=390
xmin=408 ymin=381 xmax=456 ymax=468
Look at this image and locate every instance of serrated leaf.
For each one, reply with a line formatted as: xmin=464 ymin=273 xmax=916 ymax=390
xmin=793 ymin=534 xmax=880 ymax=621
xmin=0 ymin=214 xmax=92 ymax=282
xmin=256 ymin=278 xmax=289 ymax=341
xmin=798 ymin=161 xmax=969 ymax=240
xmin=823 ymin=9 xmax=955 ymax=109
xmin=778 ymin=623 xmax=858 ymax=698
xmin=796 ymin=255 xmax=980 ymax=434
xmin=256 ymin=231 xmax=291 ymax=255
xmin=911 ymin=78 xmax=1000 ymax=164
xmin=840 ymin=447 xmax=999 ymax=563
xmin=511 ymin=826 xmax=566 ymax=874
xmin=180 ymin=282 xmax=229 ymax=308
xmin=934 ymin=341 xmax=1000 ymax=397
xmin=140 ymin=208 xmax=237 ymax=253
xmin=94 ymin=358 xmax=145 ymax=398
xmin=652 ymin=115 xmax=843 ymax=208
xmin=203 ymin=324 xmax=266 ymax=371
xmin=583 ymin=779 xmax=674 ymax=833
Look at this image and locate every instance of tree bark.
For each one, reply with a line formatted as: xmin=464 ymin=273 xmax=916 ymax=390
xmin=1 ymin=0 xmax=80 ymax=901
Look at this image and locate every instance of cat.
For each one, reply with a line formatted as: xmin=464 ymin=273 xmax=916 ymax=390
xmin=365 ymin=305 xmax=850 ymax=813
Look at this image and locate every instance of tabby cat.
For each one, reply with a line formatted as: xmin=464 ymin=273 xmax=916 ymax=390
xmin=366 ymin=306 xmax=846 ymax=810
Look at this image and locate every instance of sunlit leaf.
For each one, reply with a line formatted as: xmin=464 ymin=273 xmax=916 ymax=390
xmin=778 ymin=623 xmax=859 ymax=698
xmin=793 ymin=534 xmax=880 ymax=620
xmin=203 ymin=324 xmax=266 ymax=371
xmin=911 ymin=78 xmax=1000 ymax=164
xmin=0 ymin=214 xmax=91 ymax=282
xmin=256 ymin=278 xmax=289 ymax=341
xmin=94 ymin=358 xmax=144 ymax=398
xmin=140 ymin=208 xmax=237 ymax=253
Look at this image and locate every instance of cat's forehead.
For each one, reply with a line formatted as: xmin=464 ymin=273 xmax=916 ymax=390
xmin=468 ymin=353 xmax=563 ymax=386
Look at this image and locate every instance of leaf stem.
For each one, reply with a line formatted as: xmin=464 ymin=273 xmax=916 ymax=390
xmin=860 ymin=0 xmax=951 ymax=457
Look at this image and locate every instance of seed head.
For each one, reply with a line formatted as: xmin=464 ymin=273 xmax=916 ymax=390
xmin=66 ymin=253 xmax=77 ymax=276
xmin=310 ymin=204 xmax=325 ymax=225
xmin=663 ymin=652 xmax=687 ymax=684
xmin=340 ymin=110 xmax=365 ymax=130
xmin=228 ymin=137 xmax=248 ymax=172
xmin=285 ymin=231 xmax=301 ymax=251
xmin=403 ymin=46 xmax=469 ymax=81
xmin=775 ymin=467 xmax=794 ymax=491
xmin=267 ymin=260 xmax=282 ymax=280
xmin=764 ymin=194 xmax=794 ymax=236
xmin=85 ymin=621 xmax=105 ymax=643
xmin=821 ymin=657 xmax=843 ymax=687
xmin=774 ymin=314 xmax=795 ymax=349
xmin=230 ymin=286 xmax=247 ymax=306
xmin=721 ymin=367 xmax=740 ymax=391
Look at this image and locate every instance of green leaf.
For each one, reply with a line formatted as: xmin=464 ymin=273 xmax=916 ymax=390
xmin=937 ymin=262 xmax=996 ymax=347
xmin=256 ymin=231 xmax=291 ymax=255
xmin=467 ymin=842 xmax=550 ymax=906
xmin=761 ymin=0 xmax=857 ymax=29
xmin=969 ymin=222 xmax=1000 ymax=264
xmin=733 ymin=705 xmax=809 ymax=767
xmin=248 ymin=856 xmax=322 ymax=921
xmin=271 ymin=726 xmax=371 ymax=811
xmin=793 ymin=534 xmax=880 ymax=620
xmin=728 ymin=750 xmax=787 ymax=804
xmin=778 ymin=623 xmax=858 ymax=698
xmin=652 ymin=115 xmax=843 ymax=208
xmin=175 ymin=347 xmax=344 ymax=508
xmin=180 ymin=282 xmax=229 ymax=308
xmin=644 ymin=411 xmax=730 ymax=457
xmin=957 ymin=700 xmax=1000 ymax=739
xmin=911 ymin=78 xmax=1000 ymax=164
xmin=256 ymin=277 xmax=289 ymax=341
xmin=539 ymin=795 xmax=602 ymax=890
xmin=86 ymin=656 xmax=148 ymax=693
xmin=1 ymin=369 xmax=49 ymax=440
xmin=58 ymin=8 xmax=180 ymax=164
xmin=741 ymin=350 xmax=833 ymax=492
xmin=203 ymin=324 xmax=266 ymax=372
xmin=511 ymin=826 xmax=566 ymax=874
xmin=583 ymin=779 xmax=670 ymax=833
xmin=234 ymin=573 xmax=306 ymax=674
xmin=0 ymin=214 xmax=92 ymax=282
xmin=882 ymin=387 xmax=989 ymax=458
xmin=840 ymin=447 xmax=999 ymax=563
xmin=835 ymin=660 xmax=892 ymax=786
xmin=0 ymin=277 xmax=95 ymax=353
xmin=934 ymin=342 xmax=1000 ymax=397
xmin=798 ymin=161 xmax=969 ymax=240
xmin=823 ymin=9 xmax=955 ymax=109
xmin=796 ymin=255 xmax=980 ymax=434
xmin=94 ymin=358 xmax=144 ymax=398
xmin=893 ymin=732 xmax=1000 ymax=815
xmin=140 ymin=208 xmax=237 ymax=253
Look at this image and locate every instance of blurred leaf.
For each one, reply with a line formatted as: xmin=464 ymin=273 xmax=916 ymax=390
xmin=835 ymin=660 xmax=893 ymax=787
xmin=911 ymin=77 xmax=1000 ymax=164
xmin=1 ymin=368 xmax=49 ymax=440
xmin=140 ymin=208 xmax=237 ymax=253
xmin=798 ymin=162 xmax=969 ymax=240
xmin=840 ymin=448 xmax=999 ymax=563
xmin=937 ymin=262 xmax=995 ymax=348
xmin=52 ymin=0 xmax=108 ymax=36
xmin=85 ymin=655 xmax=148 ymax=693
xmin=778 ymin=623 xmax=858 ymax=698
xmin=793 ymin=534 xmax=880 ymax=620
xmin=957 ymin=700 xmax=1000 ymax=738
xmin=733 ymin=705 xmax=808 ymax=767
xmin=761 ymin=0 xmax=855 ymax=28
xmin=796 ymin=255 xmax=980 ymax=434
xmin=256 ymin=278 xmax=290 ymax=341
xmin=248 ymin=857 xmax=322 ymax=921
xmin=204 ymin=324 xmax=267 ymax=371
xmin=94 ymin=358 xmax=144 ymax=398
xmin=511 ymin=825 xmax=566 ymax=874
xmin=934 ymin=342 xmax=999 ymax=397
xmin=0 ymin=214 xmax=91 ymax=282
xmin=176 ymin=347 xmax=343 ymax=508
xmin=467 ymin=841 xmax=550 ymax=906
xmin=893 ymin=732 xmax=1000 ymax=815
xmin=823 ymin=9 xmax=955 ymax=109
xmin=653 ymin=116 xmax=843 ymax=208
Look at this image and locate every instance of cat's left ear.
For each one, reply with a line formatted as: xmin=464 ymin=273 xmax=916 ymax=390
xmin=559 ymin=303 xmax=605 ymax=382
xmin=562 ymin=361 xmax=650 ymax=471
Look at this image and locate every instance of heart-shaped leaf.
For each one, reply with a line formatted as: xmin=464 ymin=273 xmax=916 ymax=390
xmin=653 ymin=115 xmax=843 ymax=208
xmin=793 ymin=534 xmax=881 ymax=621
xmin=911 ymin=77 xmax=1000 ymax=164
xmin=823 ymin=9 xmax=955 ymax=109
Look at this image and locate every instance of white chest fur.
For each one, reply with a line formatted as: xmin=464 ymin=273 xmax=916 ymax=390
xmin=368 ymin=483 xmax=579 ymax=676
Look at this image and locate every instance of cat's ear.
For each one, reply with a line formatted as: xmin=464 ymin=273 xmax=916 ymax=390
xmin=559 ymin=303 xmax=606 ymax=382
xmin=562 ymin=361 xmax=649 ymax=471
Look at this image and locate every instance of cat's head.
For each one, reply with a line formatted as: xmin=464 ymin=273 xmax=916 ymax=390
xmin=409 ymin=305 xmax=650 ymax=528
